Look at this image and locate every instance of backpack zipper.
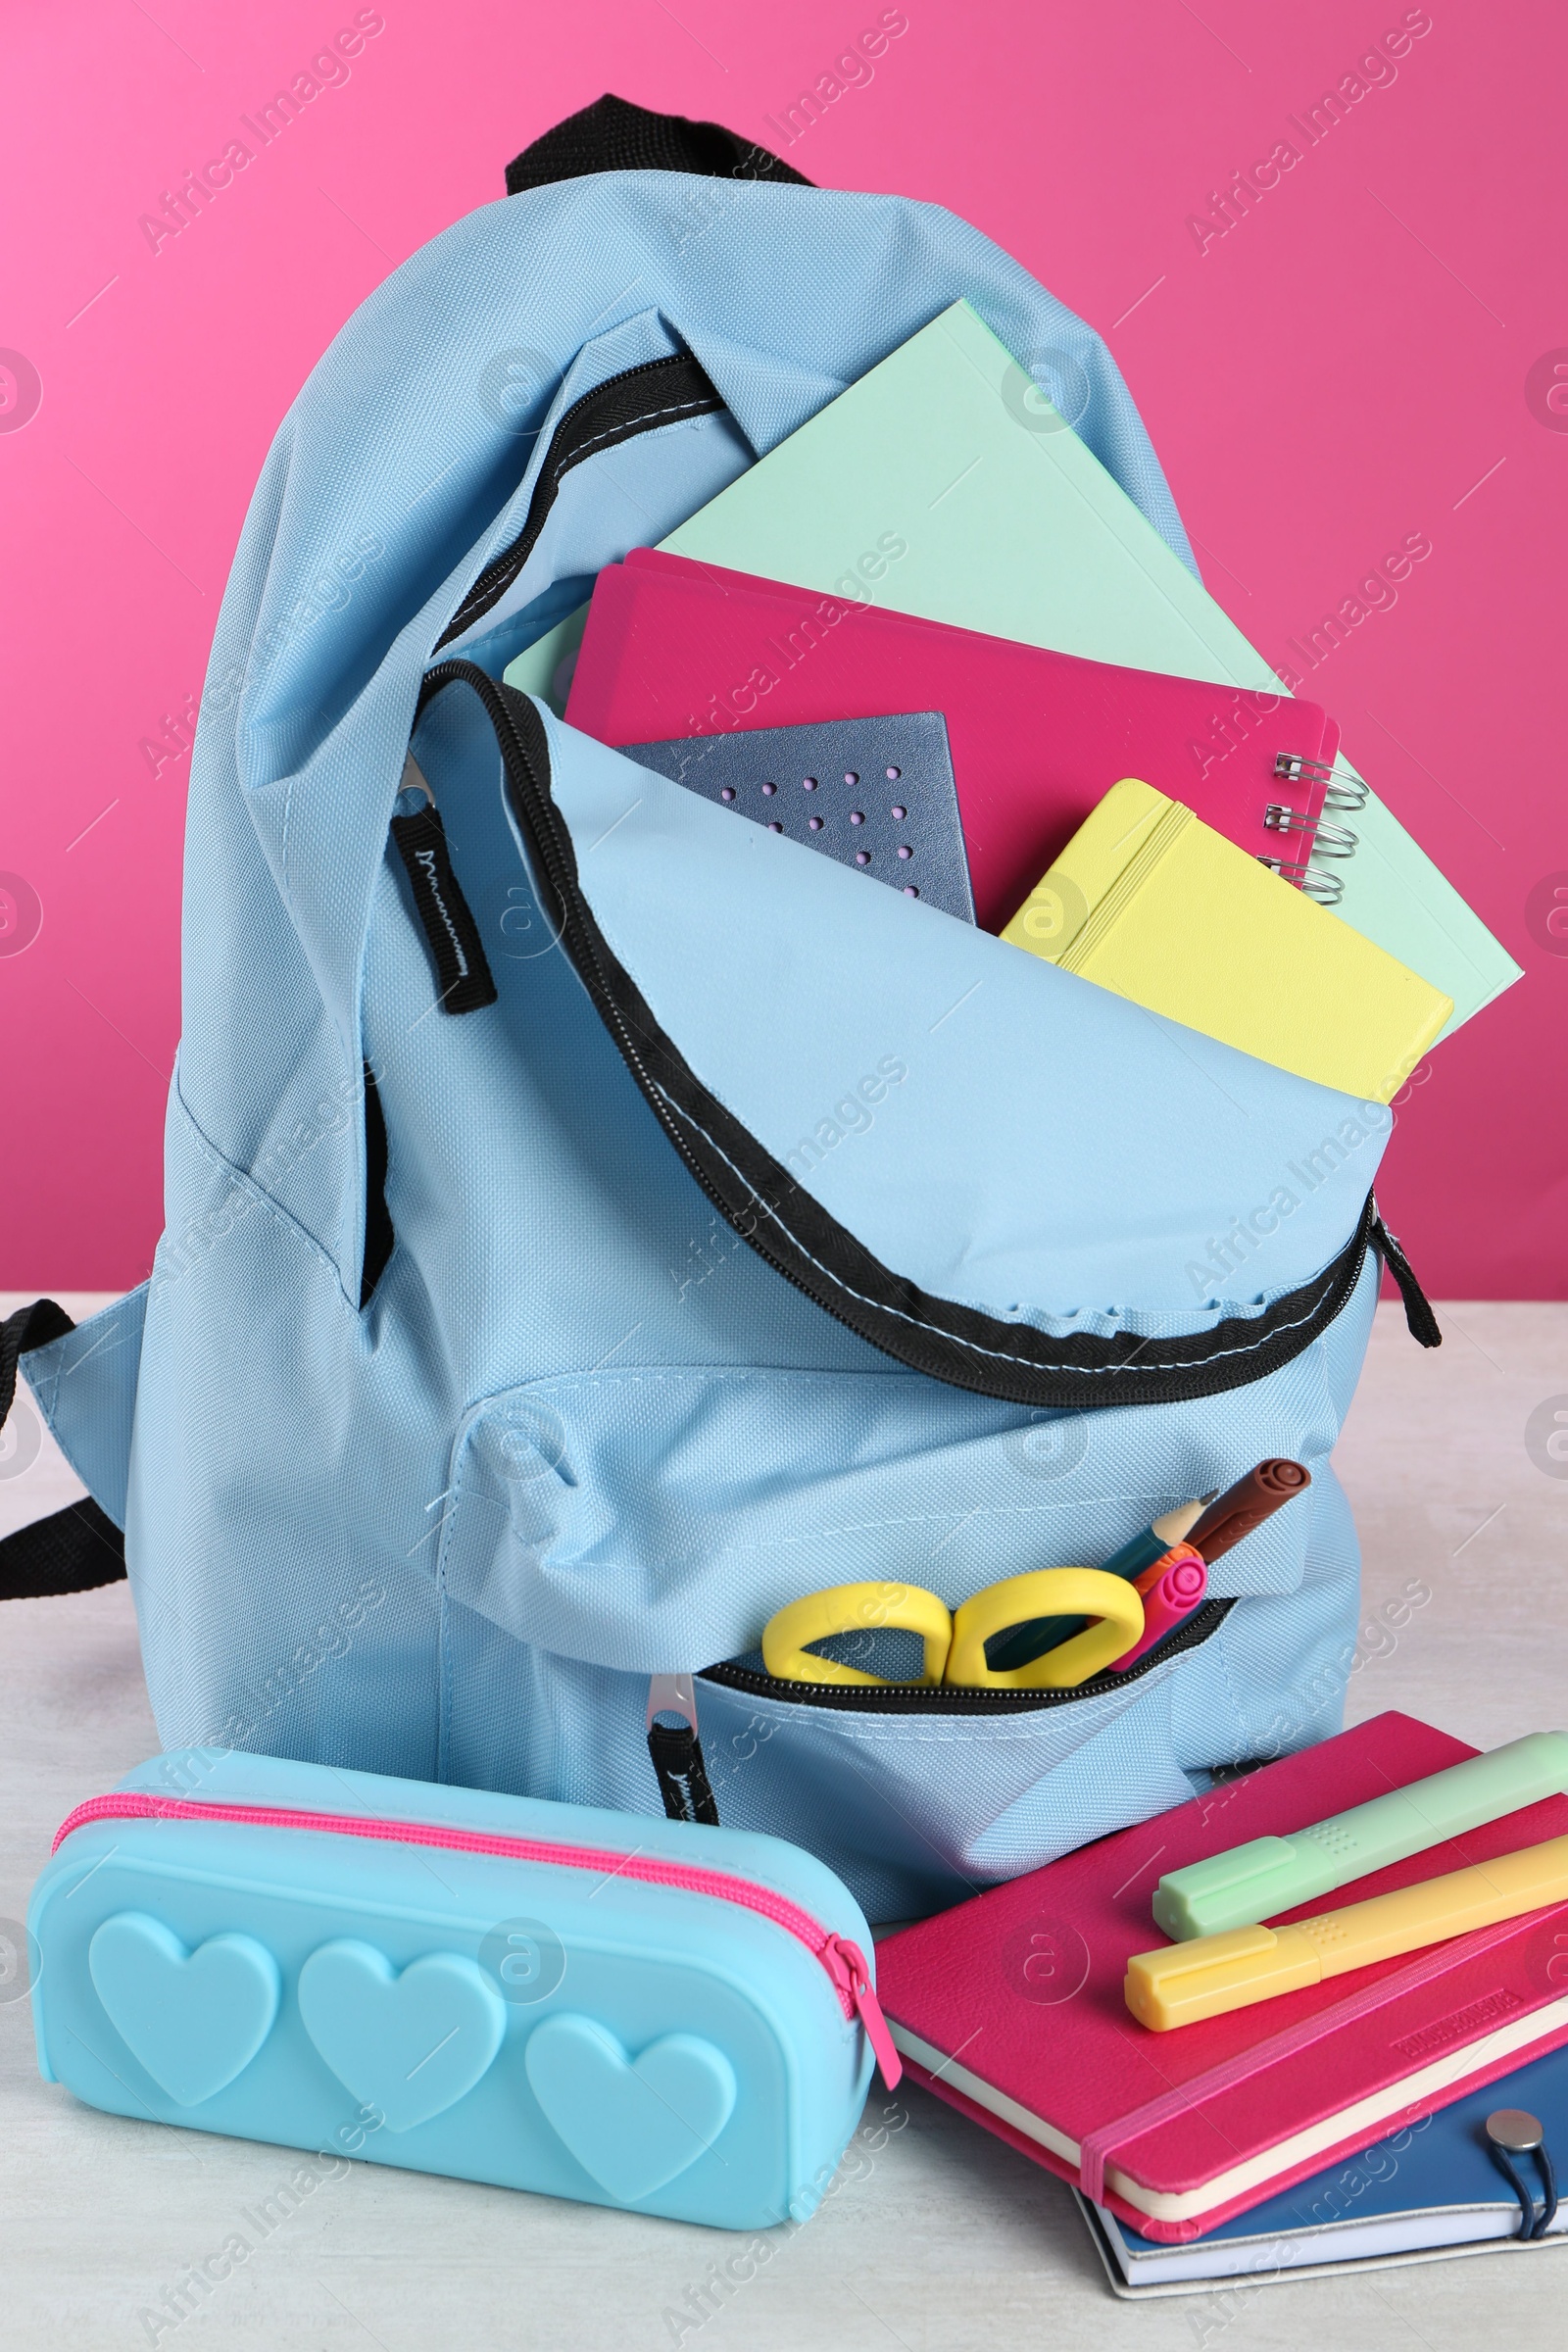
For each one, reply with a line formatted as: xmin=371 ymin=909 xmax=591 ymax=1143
xmin=435 ymin=351 xmax=725 ymax=651
xmin=52 ymin=1790 xmax=900 ymax=2087
xmin=700 ymin=1596 xmax=1234 ymax=1715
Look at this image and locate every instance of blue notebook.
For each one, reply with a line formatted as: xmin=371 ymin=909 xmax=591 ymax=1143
xmin=614 ymin=711 xmax=975 ymax=924
xmin=1078 ymin=2040 xmax=1568 ymax=2294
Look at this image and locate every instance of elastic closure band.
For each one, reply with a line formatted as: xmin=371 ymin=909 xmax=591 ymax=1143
xmin=1076 ymin=1918 xmax=1530 ymax=2205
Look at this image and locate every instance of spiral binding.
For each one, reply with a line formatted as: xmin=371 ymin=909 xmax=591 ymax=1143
xmin=1264 ymin=806 xmax=1359 ymax=856
xmin=1259 ymin=856 xmax=1344 ymax=905
xmin=1261 ymin=750 xmax=1364 ymax=901
xmin=1272 ymin=751 xmax=1333 ymax=786
xmin=1272 ymin=751 xmax=1367 ymax=811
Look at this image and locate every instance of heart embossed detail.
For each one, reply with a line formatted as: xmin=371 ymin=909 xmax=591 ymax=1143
xmin=88 ymin=1912 xmax=280 ymax=2107
xmin=298 ymin=1940 xmax=507 ymax=2132
xmin=524 ymin=2014 xmax=738 ymax=2202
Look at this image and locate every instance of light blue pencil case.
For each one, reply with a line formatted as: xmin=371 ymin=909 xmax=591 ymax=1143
xmin=29 ymin=1748 xmax=896 ymax=2229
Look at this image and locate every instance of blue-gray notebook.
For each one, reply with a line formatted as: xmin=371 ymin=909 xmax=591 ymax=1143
xmin=614 ymin=711 xmax=975 ymax=923
xmin=1078 ymin=2039 xmax=1568 ymax=2295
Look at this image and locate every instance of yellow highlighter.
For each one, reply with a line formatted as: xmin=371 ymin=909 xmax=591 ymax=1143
xmin=1125 ymin=1832 xmax=1568 ymax=2031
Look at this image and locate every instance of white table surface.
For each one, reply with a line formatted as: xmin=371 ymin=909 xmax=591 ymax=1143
xmin=4 ymin=1295 xmax=1565 ymax=2348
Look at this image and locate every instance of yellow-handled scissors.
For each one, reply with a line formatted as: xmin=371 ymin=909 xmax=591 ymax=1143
xmin=761 ymin=1582 xmax=955 ymax=1688
xmin=760 ymin=1572 xmax=1144 ymax=1692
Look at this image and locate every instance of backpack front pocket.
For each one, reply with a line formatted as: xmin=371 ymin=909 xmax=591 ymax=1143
xmin=432 ymin=1331 xmax=1360 ymax=1919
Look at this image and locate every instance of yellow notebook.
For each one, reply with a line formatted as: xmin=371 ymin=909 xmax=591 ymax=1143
xmin=1004 ymin=781 xmax=1453 ymax=1103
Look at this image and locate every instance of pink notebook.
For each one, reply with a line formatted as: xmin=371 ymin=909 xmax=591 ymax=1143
xmin=564 ymin=550 xmax=1343 ymax=933
xmin=873 ymin=1714 xmax=1568 ymax=2242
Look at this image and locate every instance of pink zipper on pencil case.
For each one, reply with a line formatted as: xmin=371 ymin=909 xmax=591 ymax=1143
xmin=53 ymin=1790 xmax=901 ymax=2086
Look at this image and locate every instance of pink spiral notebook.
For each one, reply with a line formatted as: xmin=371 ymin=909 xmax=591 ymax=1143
xmin=872 ymin=1714 xmax=1568 ymax=2242
xmin=564 ymin=549 xmax=1344 ymax=933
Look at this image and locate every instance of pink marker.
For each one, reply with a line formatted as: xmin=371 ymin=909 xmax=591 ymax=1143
xmin=1109 ymin=1544 xmax=1207 ymax=1672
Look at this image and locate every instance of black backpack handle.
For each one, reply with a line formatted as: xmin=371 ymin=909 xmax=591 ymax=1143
xmin=505 ymin=92 xmax=810 ymax=196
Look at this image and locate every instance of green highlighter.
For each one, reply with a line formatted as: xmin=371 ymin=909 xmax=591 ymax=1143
xmin=1154 ymin=1732 xmax=1568 ymax=1940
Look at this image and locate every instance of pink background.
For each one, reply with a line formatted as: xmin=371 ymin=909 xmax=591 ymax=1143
xmin=1 ymin=1 xmax=1563 ymax=1296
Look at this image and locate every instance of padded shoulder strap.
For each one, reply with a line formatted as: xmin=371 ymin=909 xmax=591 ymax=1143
xmin=0 ymin=1300 xmax=128 ymax=1599
xmin=504 ymin=92 xmax=811 ymax=195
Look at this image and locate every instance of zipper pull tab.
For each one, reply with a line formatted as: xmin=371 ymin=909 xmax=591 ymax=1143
xmin=646 ymin=1674 xmax=720 ymax=1827
xmin=822 ymin=1934 xmax=903 ymax=2089
xmin=1370 ymin=1206 xmax=1442 ymax=1348
xmin=390 ymin=753 xmax=499 ymax=1016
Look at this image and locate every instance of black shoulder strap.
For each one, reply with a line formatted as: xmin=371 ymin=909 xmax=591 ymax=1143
xmin=0 ymin=1299 xmax=128 ymax=1598
xmin=0 ymin=1495 xmax=126 ymax=1599
xmin=505 ymin=92 xmax=811 ymax=196
xmin=1 ymin=1297 xmax=75 ymax=1425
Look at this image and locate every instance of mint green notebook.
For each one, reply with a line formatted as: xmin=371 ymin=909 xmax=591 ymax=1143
xmin=656 ymin=301 xmax=1518 ymax=1037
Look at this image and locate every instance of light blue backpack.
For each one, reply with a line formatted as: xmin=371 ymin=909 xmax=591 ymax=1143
xmin=1 ymin=101 xmax=1438 ymax=1924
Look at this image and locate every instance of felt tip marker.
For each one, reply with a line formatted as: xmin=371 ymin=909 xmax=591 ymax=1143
xmin=1108 ymin=1545 xmax=1207 ymax=1672
xmin=1185 ymin=1459 xmax=1310 ymax=1564
xmin=985 ymin=1459 xmax=1308 ymax=1675
xmin=1153 ymin=1730 xmax=1568 ymax=1940
xmin=1129 ymin=1828 xmax=1568 ymax=2030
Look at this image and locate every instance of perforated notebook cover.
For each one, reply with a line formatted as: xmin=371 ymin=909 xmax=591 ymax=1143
xmin=614 ymin=712 xmax=975 ymax=923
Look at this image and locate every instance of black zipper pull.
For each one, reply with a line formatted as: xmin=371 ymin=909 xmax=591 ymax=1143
xmin=1370 ymin=1208 xmax=1442 ymax=1348
xmin=646 ymin=1674 xmax=720 ymax=1826
xmin=390 ymin=757 xmax=498 ymax=1014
